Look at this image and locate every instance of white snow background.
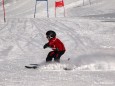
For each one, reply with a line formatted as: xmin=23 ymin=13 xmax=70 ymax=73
xmin=0 ymin=0 xmax=115 ymax=86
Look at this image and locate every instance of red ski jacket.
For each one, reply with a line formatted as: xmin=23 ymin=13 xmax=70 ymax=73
xmin=48 ymin=37 xmax=65 ymax=51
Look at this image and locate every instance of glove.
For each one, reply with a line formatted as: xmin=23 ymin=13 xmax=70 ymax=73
xmin=55 ymin=48 xmax=59 ymax=51
xmin=43 ymin=43 xmax=49 ymax=49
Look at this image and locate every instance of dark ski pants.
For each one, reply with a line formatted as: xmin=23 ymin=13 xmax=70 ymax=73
xmin=46 ymin=51 xmax=65 ymax=62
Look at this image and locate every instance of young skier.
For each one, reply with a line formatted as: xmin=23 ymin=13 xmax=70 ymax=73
xmin=43 ymin=30 xmax=66 ymax=62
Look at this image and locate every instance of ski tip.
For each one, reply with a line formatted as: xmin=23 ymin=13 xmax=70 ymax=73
xmin=25 ymin=66 xmax=37 ymax=69
xmin=63 ymin=67 xmax=72 ymax=70
xmin=25 ymin=66 xmax=31 ymax=69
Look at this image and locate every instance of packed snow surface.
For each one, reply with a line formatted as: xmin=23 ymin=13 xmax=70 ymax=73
xmin=0 ymin=0 xmax=115 ymax=86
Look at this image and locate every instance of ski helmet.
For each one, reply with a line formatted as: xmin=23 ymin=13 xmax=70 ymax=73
xmin=46 ymin=30 xmax=56 ymax=39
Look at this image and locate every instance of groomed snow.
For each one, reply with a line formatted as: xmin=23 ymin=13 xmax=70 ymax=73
xmin=0 ymin=0 xmax=115 ymax=86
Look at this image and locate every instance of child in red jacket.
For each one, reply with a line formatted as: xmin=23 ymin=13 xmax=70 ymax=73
xmin=43 ymin=30 xmax=65 ymax=62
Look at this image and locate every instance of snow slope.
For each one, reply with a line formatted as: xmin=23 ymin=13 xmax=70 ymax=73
xmin=0 ymin=0 xmax=115 ymax=18
xmin=0 ymin=0 xmax=115 ymax=86
xmin=67 ymin=0 xmax=115 ymax=18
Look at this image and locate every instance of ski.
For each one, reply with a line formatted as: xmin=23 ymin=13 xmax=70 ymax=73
xmin=63 ymin=67 xmax=72 ymax=70
xmin=25 ymin=64 xmax=40 ymax=69
xmin=25 ymin=65 xmax=38 ymax=69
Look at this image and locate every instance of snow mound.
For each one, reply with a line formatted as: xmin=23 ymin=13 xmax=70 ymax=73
xmin=38 ymin=62 xmax=76 ymax=71
xmin=35 ymin=61 xmax=115 ymax=71
xmin=72 ymin=53 xmax=115 ymax=71
xmin=76 ymin=62 xmax=115 ymax=71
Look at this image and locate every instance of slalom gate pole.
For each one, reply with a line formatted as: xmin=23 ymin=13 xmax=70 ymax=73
xmin=55 ymin=2 xmax=56 ymax=18
xmin=47 ymin=0 xmax=49 ymax=18
xmin=89 ymin=0 xmax=91 ymax=5
xmin=34 ymin=0 xmax=37 ymax=18
xmin=63 ymin=3 xmax=65 ymax=17
xmin=83 ymin=0 xmax=84 ymax=6
xmin=2 ymin=0 xmax=6 ymax=22
xmin=62 ymin=0 xmax=65 ymax=17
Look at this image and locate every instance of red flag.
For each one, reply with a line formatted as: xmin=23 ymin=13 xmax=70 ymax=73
xmin=55 ymin=1 xmax=64 ymax=7
xmin=55 ymin=0 xmax=65 ymax=17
